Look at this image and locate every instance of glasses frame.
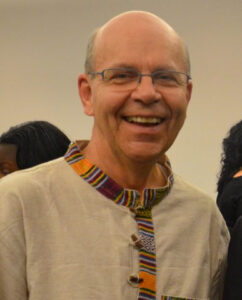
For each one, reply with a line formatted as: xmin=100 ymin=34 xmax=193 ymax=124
xmin=88 ymin=68 xmax=191 ymax=86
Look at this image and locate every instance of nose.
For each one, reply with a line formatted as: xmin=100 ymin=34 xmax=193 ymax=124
xmin=131 ymin=75 xmax=161 ymax=104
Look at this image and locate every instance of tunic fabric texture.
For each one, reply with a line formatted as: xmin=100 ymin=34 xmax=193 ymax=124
xmin=0 ymin=141 xmax=229 ymax=300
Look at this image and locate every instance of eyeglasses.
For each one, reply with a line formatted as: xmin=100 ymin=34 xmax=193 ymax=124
xmin=88 ymin=68 xmax=191 ymax=90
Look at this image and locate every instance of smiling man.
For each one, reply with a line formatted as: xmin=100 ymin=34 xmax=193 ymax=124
xmin=0 ymin=11 xmax=229 ymax=300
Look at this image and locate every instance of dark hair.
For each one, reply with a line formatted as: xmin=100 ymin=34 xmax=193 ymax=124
xmin=217 ymin=120 xmax=242 ymax=196
xmin=0 ymin=121 xmax=70 ymax=169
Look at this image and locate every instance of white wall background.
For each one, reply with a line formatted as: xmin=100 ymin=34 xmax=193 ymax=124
xmin=1 ymin=0 xmax=241 ymax=198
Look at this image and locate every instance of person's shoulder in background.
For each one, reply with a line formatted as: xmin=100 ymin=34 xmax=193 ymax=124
xmin=217 ymin=176 xmax=242 ymax=231
xmin=222 ymin=216 xmax=242 ymax=300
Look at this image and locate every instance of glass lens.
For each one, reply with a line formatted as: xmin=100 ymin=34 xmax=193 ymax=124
xmin=154 ymin=71 xmax=187 ymax=86
xmin=104 ymin=69 xmax=138 ymax=84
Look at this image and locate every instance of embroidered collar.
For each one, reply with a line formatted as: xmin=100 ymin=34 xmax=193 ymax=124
xmin=65 ymin=141 xmax=173 ymax=209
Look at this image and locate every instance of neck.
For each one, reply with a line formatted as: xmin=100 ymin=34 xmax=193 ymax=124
xmin=78 ymin=139 xmax=167 ymax=193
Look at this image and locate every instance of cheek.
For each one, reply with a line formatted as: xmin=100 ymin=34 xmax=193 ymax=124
xmin=172 ymin=104 xmax=188 ymax=130
xmin=162 ymin=91 xmax=189 ymax=135
xmin=164 ymin=89 xmax=189 ymax=115
xmin=93 ymin=88 xmax=128 ymax=117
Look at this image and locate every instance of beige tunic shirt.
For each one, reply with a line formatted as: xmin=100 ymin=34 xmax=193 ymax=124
xmin=0 ymin=156 xmax=229 ymax=300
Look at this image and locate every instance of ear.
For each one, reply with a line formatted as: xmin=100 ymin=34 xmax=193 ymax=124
xmin=78 ymin=74 xmax=94 ymax=116
xmin=186 ymin=80 xmax=193 ymax=103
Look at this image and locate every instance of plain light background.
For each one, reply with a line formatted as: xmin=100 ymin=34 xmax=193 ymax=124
xmin=1 ymin=0 xmax=241 ymax=198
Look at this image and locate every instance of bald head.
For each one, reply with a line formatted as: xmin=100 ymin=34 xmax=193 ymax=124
xmin=84 ymin=11 xmax=190 ymax=75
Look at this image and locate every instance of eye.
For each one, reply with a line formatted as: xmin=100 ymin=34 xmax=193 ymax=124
xmin=155 ymin=71 xmax=176 ymax=81
xmin=113 ymin=72 xmax=130 ymax=79
xmin=105 ymin=69 xmax=137 ymax=84
xmin=0 ymin=167 xmax=11 ymax=176
xmin=154 ymin=71 xmax=186 ymax=86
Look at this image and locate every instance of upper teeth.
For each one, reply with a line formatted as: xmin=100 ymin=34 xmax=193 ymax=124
xmin=126 ymin=116 xmax=161 ymax=124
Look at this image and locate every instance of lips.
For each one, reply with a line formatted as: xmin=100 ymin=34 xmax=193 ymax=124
xmin=124 ymin=116 xmax=163 ymax=126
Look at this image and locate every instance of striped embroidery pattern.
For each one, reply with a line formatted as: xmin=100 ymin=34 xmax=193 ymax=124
xmin=64 ymin=142 xmax=173 ymax=300
xmin=136 ymin=209 xmax=156 ymax=300
xmin=65 ymin=143 xmax=141 ymax=206
xmin=161 ymin=297 xmax=194 ymax=300
xmin=64 ymin=141 xmax=83 ymax=163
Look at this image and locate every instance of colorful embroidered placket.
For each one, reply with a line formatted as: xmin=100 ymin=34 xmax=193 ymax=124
xmin=135 ymin=208 xmax=156 ymax=300
xmin=65 ymin=142 xmax=173 ymax=300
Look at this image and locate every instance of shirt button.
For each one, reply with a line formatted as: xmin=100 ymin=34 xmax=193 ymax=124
xmin=128 ymin=274 xmax=144 ymax=287
xmin=131 ymin=233 xmax=143 ymax=249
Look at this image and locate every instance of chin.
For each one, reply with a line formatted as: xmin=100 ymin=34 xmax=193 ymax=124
xmin=125 ymin=147 xmax=164 ymax=163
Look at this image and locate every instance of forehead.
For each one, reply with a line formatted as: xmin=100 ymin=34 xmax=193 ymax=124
xmin=0 ymin=144 xmax=16 ymax=161
xmin=94 ymin=14 xmax=185 ymax=71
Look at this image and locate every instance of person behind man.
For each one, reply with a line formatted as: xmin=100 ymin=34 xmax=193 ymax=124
xmin=217 ymin=119 xmax=242 ymax=232
xmin=216 ymin=120 xmax=242 ymax=299
xmin=0 ymin=120 xmax=70 ymax=178
xmin=0 ymin=11 xmax=229 ymax=300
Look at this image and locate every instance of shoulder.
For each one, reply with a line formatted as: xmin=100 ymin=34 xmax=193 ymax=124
xmin=169 ymin=174 xmax=229 ymax=237
xmin=170 ymin=175 xmax=230 ymax=264
xmin=225 ymin=176 xmax=242 ymax=188
xmin=225 ymin=177 xmax=242 ymax=191
xmin=217 ymin=177 xmax=242 ymax=204
xmin=171 ymin=173 xmax=214 ymax=204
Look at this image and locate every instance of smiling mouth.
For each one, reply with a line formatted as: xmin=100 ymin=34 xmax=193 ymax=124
xmin=124 ymin=116 xmax=163 ymax=126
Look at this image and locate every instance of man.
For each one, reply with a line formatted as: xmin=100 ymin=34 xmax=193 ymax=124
xmin=0 ymin=11 xmax=229 ymax=300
